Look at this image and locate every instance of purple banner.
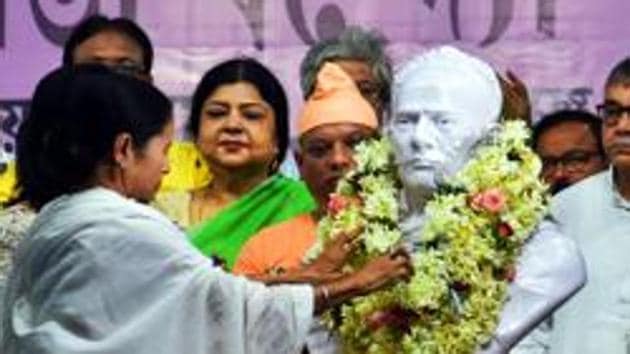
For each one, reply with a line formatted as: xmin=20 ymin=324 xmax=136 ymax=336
xmin=2 ymin=0 xmax=630 ymax=156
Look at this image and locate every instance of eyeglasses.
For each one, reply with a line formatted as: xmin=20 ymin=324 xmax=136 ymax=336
xmin=541 ymin=150 xmax=602 ymax=174
xmin=81 ymin=59 xmax=146 ymax=78
xmin=596 ymin=103 xmax=630 ymax=126
xmin=106 ymin=61 xmax=146 ymax=77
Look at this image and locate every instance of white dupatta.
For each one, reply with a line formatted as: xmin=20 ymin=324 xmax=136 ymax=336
xmin=1 ymin=188 xmax=313 ymax=354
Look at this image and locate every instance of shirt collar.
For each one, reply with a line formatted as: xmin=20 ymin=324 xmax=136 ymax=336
xmin=608 ymin=167 xmax=630 ymax=210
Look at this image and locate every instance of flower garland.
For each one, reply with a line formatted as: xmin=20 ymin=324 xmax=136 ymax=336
xmin=306 ymin=121 xmax=550 ymax=353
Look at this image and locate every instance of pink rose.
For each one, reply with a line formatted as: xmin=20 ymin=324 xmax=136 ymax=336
xmin=326 ymin=194 xmax=361 ymax=215
xmin=497 ymin=222 xmax=514 ymax=238
xmin=470 ymin=188 xmax=507 ymax=213
xmin=326 ymin=194 xmax=348 ymax=215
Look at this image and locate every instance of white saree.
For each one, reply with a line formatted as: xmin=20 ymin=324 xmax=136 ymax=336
xmin=0 ymin=188 xmax=313 ymax=354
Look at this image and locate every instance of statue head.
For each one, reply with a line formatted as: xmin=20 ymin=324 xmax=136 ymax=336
xmin=387 ymin=46 xmax=503 ymax=192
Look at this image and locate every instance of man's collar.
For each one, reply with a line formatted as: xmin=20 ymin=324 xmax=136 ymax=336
xmin=608 ymin=167 xmax=630 ymax=210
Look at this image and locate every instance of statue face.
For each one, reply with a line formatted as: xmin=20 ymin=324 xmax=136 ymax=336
xmin=388 ymin=82 xmax=496 ymax=191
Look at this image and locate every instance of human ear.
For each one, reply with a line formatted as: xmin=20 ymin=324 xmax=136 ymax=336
xmin=112 ymin=132 xmax=135 ymax=168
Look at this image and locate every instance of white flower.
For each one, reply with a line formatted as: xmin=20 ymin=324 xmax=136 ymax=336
xmin=354 ymin=137 xmax=393 ymax=173
xmin=360 ymin=175 xmax=399 ymax=221
xmin=362 ymin=224 xmax=401 ymax=254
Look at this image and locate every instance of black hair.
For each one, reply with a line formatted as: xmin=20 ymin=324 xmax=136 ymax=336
xmin=532 ymin=109 xmax=605 ymax=157
xmin=62 ymin=15 xmax=153 ymax=74
xmin=605 ymin=57 xmax=630 ymax=88
xmin=16 ymin=65 xmax=172 ymax=209
xmin=187 ymin=57 xmax=290 ymax=167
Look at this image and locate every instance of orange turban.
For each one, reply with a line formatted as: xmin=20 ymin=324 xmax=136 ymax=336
xmin=297 ymin=62 xmax=378 ymax=136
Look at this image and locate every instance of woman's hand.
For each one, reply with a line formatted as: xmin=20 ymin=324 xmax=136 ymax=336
xmin=245 ymin=229 xmax=361 ymax=286
xmin=350 ymin=248 xmax=413 ymax=294
xmin=314 ymin=248 xmax=413 ymax=313
xmin=306 ymin=228 xmax=361 ymax=274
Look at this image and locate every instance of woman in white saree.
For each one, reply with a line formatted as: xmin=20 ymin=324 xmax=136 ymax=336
xmin=0 ymin=65 xmax=412 ymax=354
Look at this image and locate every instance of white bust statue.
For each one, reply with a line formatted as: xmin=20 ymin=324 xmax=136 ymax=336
xmin=387 ymin=46 xmax=586 ymax=353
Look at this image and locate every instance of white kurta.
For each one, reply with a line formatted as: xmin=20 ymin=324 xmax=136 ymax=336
xmin=481 ymin=219 xmax=585 ymax=354
xmin=547 ymin=169 xmax=630 ymax=354
xmin=0 ymin=188 xmax=314 ymax=354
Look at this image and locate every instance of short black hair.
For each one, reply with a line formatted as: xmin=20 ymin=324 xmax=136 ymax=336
xmin=605 ymin=57 xmax=630 ymax=88
xmin=532 ymin=109 xmax=605 ymax=157
xmin=17 ymin=65 xmax=172 ymax=209
xmin=187 ymin=58 xmax=290 ymax=169
xmin=62 ymin=15 xmax=153 ymax=74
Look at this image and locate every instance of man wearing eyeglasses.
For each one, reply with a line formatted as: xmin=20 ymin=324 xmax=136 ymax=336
xmin=63 ymin=15 xmax=153 ymax=82
xmin=0 ymin=15 xmax=215 ymax=206
xmin=533 ymin=109 xmax=608 ymax=194
xmin=544 ymin=57 xmax=630 ymax=354
xmin=67 ymin=16 xmax=213 ymax=195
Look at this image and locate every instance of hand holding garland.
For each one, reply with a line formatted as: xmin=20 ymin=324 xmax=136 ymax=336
xmin=314 ymin=248 xmax=413 ymax=314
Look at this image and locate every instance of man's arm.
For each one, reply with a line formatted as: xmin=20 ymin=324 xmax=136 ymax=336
xmin=478 ymin=219 xmax=586 ymax=354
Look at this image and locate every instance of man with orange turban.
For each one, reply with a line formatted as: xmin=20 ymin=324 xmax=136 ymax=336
xmin=234 ymin=62 xmax=377 ymax=277
xmin=233 ymin=62 xmax=380 ymax=353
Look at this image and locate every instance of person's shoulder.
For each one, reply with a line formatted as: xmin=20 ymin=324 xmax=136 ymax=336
xmin=271 ymin=174 xmax=308 ymax=190
xmin=40 ymin=188 xmax=178 ymax=232
xmin=152 ymin=189 xmax=193 ymax=228
xmin=551 ymin=170 xmax=608 ymax=222
xmin=554 ymin=170 xmax=608 ymax=203
xmin=0 ymin=203 xmax=36 ymax=251
xmin=153 ymin=189 xmax=192 ymax=212
xmin=67 ymin=190 xmax=184 ymax=246
xmin=242 ymin=214 xmax=315 ymax=256
xmin=24 ymin=189 xmax=180 ymax=256
xmin=235 ymin=213 xmax=315 ymax=275
xmin=252 ymin=214 xmax=314 ymax=243
xmin=271 ymin=174 xmax=315 ymax=205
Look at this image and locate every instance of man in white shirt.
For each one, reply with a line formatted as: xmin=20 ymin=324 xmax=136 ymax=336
xmin=549 ymin=56 xmax=630 ymax=353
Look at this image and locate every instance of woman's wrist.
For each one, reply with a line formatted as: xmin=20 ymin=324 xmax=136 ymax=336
xmin=312 ymin=252 xmax=412 ymax=314
xmin=313 ymin=274 xmax=362 ymax=314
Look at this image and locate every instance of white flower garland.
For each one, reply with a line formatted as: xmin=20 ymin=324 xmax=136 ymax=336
xmin=307 ymin=121 xmax=550 ymax=353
